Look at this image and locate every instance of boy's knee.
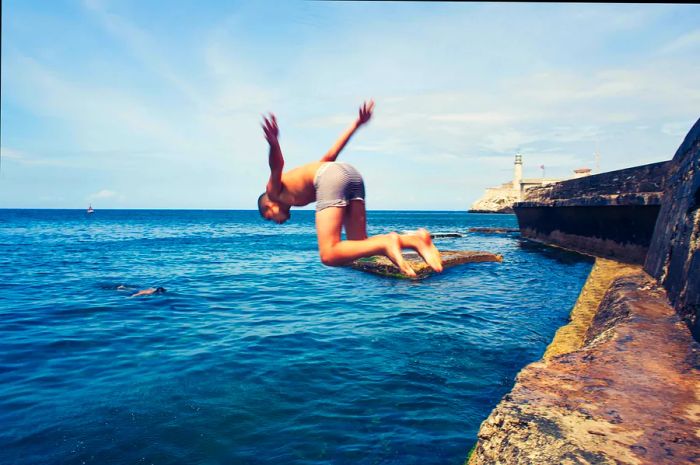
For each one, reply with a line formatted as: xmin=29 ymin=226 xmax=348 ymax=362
xmin=319 ymin=248 xmax=339 ymax=267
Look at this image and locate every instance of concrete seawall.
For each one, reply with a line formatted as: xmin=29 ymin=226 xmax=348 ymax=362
xmin=468 ymin=118 xmax=700 ymax=464
xmin=513 ymin=161 xmax=669 ymax=264
xmin=468 ymin=261 xmax=700 ymax=465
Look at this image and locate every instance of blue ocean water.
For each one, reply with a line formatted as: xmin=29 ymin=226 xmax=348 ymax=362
xmin=0 ymin=210 xmax=592 ymax=465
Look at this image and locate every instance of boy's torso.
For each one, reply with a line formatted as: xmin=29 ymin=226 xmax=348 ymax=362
xmin=277 ymin=161 xmax=326 ymax=206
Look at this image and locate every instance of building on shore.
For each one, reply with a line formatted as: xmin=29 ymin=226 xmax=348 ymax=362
xmin=469 ymin=154 xmax=591 ymax=213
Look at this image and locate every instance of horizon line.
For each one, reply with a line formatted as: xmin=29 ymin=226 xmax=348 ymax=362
xmin=0 ymin=207 xmax=502 ymax=213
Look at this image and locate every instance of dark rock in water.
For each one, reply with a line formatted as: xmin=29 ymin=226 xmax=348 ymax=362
xmin=468 ymin=227 xmax=519 ymax=234
xmin=430 ymin=232 xmax=464 ymax=238
xmin=468 ymin=208 xmax=514 ymax=214
xmin=401 ymin=230 xmax=463 ymax=238
xmin=350 ymin=250 xmax=502 ymax=279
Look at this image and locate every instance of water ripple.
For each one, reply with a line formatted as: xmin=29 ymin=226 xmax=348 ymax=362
xmin=0 ymin=210 xmax=592 ymax=465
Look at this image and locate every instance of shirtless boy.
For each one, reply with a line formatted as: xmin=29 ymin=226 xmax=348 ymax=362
xmin=257 ymin=101 xmax=443 ymax=278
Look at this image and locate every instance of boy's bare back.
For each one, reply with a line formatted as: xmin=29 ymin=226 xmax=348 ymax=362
xmin=270 ymin=161 xmax=325 ymax=207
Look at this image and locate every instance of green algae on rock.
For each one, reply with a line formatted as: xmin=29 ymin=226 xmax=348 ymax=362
xmin=544 ymin=258 xmax=640 ymax=359
xmin=350 ymin=250 xmax=503 ymax=279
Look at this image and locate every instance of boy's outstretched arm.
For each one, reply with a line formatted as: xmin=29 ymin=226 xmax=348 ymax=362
xmin=262 ymin=113 xmax=284 ymax=200
xmin=320 ymin=100 xmax=374 ymax=162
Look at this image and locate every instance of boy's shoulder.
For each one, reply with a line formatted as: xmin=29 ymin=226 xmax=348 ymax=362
xmin=284 ymin=161 xmax=326 ymax=180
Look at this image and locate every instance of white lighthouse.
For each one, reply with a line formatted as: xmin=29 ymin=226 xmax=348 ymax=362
xmin=470 ymin=152 xmax=567 ymax=213
xmin=513 ymin=153 xmax=523 ymax=198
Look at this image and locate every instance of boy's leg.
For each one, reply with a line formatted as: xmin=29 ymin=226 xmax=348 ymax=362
xmin=316 ymin=206 xmax=416 ymax=277
xmin=330 ymin=200 xmax=442 ymax=272
xmin=343 ymin=199 xmax=367 ymax=240
xmin=339 ymin=200 xmax=442 ymax=273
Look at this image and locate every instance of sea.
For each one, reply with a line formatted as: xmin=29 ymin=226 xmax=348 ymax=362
xmin=0 ymin=209 xmax=593 ymax=465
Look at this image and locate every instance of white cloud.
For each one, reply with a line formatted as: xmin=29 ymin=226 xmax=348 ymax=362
xmin=6 ymin=53 xmax=192 ymax=155
xmin=659 ymin=29 xmax=700 ymax=54
xmin=429 ymin=112 xmax=518 ymax=125
xmin=298 ymin=114 xmax=352 ymax=129
xmin=86 ymin=189 xmax=126 ymax=204
xmin=89 ymin=189 xmax=118 ymax=199
xmin=480 ymin=129 xmax=539 ymax=153
xmin=0 ymin=146 xmax=74 ymax=167
xmin=83 ymin=1 xmax=207 ymax=109
xmin=1 ymin=147 xmax=25 ymax=160
xmin=661 ymin=121 xmax=694 ymax=137
xmin=410 ymin=152 xmax=460 ymax=163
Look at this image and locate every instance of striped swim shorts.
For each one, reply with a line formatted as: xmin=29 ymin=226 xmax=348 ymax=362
xmin=314 ymin=162 xmax=366 ymax=212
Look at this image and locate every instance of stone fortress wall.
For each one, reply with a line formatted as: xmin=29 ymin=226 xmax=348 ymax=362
xmin=514 ymin=161 xmax=669 ymax=264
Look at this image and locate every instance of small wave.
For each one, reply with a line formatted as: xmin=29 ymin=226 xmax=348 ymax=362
xmin=400 ymin=230 xmax=464 ymax=238
xmin=97 ymin=283 xmax=138 ymax=291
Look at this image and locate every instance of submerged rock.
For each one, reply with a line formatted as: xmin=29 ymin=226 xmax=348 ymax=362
xmin=401 ymin=230 xmax=464 ymax=238
xmin=350 ymin=250 xmax=502 ymax=279
xmin=430 ymin=232 xmax=464 ymax=238
xmin=468 ymin=227 xmax=519 ymax=234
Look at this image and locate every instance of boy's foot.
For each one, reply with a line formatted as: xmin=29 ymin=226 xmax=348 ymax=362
xmin=415 ymin=229 xmax=443 ymax=273
xmin=385 ymin=233 xmax=417 ymax=278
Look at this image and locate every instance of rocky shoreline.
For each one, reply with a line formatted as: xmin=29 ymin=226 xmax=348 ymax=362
xmin=467 ymin=208 xmax=514 ymax=214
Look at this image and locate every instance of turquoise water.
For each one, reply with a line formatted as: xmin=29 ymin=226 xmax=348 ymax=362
xmin=0 ymin=210 xmax=592 ymax=464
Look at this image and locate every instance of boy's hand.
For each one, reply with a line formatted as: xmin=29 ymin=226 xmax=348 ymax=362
xmin=357 ymin=100 xmax=374 ymax=126
xmin=262 ymin=113 xmax=279 ymax=146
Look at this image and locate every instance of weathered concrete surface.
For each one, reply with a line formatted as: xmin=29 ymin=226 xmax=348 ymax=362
xmin=544 ymin=258 xmax=640 ymax=359
xmin=349 ymin=250 xmax=502 ymax=279
xmin=468 ymin=265 xmax=700 ymax=465
xmin=513 ymin=162 xmax=669 ymax=264
xmin=645 ymin=118 xmax=700 ymax=339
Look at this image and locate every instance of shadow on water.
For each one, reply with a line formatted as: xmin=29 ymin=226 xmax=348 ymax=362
xmin=516 ymin=239 xmax=595 ymax=265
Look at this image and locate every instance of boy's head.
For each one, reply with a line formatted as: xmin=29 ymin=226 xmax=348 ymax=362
xmin=257 ymin=193 xmax=290 ymax=224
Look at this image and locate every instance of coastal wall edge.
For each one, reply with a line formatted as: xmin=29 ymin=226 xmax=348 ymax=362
xmin=512 ymin=161 xmax=669 ymax=264
xmin=467 ymin=265 xmax=700 ymax=464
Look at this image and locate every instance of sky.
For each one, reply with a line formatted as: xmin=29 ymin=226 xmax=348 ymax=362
xmin=1 ymin=1 xmax=699 ymax=210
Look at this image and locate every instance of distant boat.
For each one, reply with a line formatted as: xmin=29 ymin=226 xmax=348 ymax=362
xmin=87 ymin=205 xmax=94 ymax=214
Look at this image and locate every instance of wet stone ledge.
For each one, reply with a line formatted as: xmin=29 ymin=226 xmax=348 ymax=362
xmin=467 ymin=265 xmax=700 ymax=465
